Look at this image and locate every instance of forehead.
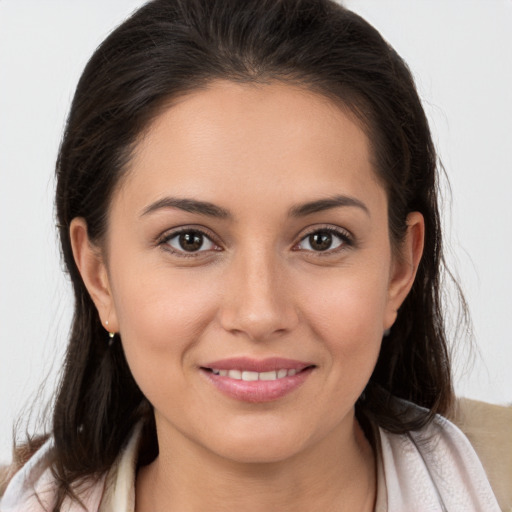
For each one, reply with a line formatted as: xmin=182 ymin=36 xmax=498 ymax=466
xmin=117 ymin=80 xmax=384 ymax=216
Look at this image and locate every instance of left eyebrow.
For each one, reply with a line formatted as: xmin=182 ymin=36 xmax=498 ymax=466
xmin=288 ymin=195 xmax=370 ymax=218
xmin=140 ymin=197 xmax=231 ymax=219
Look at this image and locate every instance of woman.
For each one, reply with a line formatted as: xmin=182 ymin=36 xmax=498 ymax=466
xmin=0 ymin=0 xmax=505 ymax=510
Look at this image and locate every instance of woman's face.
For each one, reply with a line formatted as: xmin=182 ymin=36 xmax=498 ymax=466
xmin=74 ymin=81 xmax=422 ymax=464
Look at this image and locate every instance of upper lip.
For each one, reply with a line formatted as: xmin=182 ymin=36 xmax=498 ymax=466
xmin=201 ymin=357 xmax=315 ymax=373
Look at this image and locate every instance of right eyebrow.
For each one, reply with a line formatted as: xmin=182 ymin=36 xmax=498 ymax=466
xmin=288 ymin=195 xmax=370 ymax=218
xmin=140 ymin=197 xmax=231 ymax=219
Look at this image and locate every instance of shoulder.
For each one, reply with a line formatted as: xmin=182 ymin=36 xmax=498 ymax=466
xmin=0 ymin=437 xmax=50 ymax=500
xmin=377 ymin=399 xmax=503 ymax=511
xmin=1 ymin=438 xmax=55 ymax=510
xmin=449 ymin=397 xmax=512 ymax=512
xmin=0 ymin=423 xmax=143 ymax=511
xmin=0 ymin=438 xmax=105 ymax=512
xmin=1 ymin=465 xmax=13 ymax=498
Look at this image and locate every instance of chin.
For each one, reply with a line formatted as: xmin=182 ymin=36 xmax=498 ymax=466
xmin=204 ymin=425 xmax=311 ymax=465
xmin=217 ymin=441 xmax=302 ymax=465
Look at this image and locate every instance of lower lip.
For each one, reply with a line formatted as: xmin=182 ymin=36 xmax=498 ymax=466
xmin=201 ymin=367 xmax=314 ymax=403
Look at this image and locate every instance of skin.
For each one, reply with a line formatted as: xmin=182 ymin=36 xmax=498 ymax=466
xmin=71 ymin=81 xmax=424 ymax=511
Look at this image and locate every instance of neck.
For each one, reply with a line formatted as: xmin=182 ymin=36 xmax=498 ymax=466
xmin=135 ymin=414 xmax=376 ymax=512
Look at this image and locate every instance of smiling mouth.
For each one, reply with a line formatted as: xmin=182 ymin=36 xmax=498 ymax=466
xmin=199 ymin=358 xmax=316 ymax=402
xmin=201 ymin=367 xmax=315 ymax=381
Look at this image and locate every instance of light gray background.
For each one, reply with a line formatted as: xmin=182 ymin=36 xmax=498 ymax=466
xmin=1 ymin=0 xmax=511 ymax=463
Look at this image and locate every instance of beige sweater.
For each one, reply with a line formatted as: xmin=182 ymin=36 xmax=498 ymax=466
xmin=449 ymin=398 xmax=512 ymax=512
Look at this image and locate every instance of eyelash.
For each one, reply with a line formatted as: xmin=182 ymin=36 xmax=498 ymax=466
xmin=294 ymin=226 xmax=354 ymax=256
xmin=157 ymin=227 xmax=221 ymax=258
xmin=157 ymin=225 xmax=354 ymax=258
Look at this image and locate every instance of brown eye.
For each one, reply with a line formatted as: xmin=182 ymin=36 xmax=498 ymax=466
xmin=166 ymin=230 xmax=216 ymax=253
xmin=308 ymin=232 xmax=333 ymax=251
xmin=297 ymin=229 xmax=348 ymax=252
xmin=179 ymin=232 xmax=203 ymax=251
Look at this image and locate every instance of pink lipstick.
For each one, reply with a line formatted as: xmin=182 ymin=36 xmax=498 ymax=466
xmin=200 ymin=357 xmax=315 ymax=403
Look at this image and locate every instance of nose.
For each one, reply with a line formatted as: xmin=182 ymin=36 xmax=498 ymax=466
xmin=218 ymin=248 xmax=299 ymax=341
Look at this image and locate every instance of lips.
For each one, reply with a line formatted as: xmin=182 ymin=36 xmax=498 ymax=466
xmin=209 ymin=368 xmax=300 ymax=381
xmin=200 ymin=357 xmax=316 ymax=403
xmin=201 ymin=356 xmax=313 ymax=372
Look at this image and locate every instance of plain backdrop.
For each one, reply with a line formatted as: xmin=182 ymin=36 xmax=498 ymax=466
xmin=1 ymin=0 xmax=511 ymax=464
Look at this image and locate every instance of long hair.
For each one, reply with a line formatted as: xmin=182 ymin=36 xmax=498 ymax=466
xmin=20 ymin=0 xmax=460 ymax=505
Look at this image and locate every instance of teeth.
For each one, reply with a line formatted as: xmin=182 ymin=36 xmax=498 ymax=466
xmin=228 ymin=369 xmax=242 ymax=379
xmin=242 ymin=371 xmax=259 ymax=381
xmin=211 ymin=368 xmax=302 ymax=380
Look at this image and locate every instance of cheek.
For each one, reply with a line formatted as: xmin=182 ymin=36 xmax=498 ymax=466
xmin=109 ymin=258 xmax=219 ymax=388
xmin=297 ymin=264 xmax=390 ymax=370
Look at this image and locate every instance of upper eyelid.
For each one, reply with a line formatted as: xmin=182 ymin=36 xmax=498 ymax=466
xmin=297 ymin=224 xmax=353 ymax=241
xmin=293 ymin=225 xmax=354 ymax=254
xmin=156 ymin=227 xmax=222 ymax=256
xmin=158 ymin=225 xmax=219 ymax=244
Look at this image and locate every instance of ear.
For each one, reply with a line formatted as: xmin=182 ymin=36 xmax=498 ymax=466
xmin=69 ymin=218 xmax=119 ymax=333
xmin=384 ymin=211 xmax=425 ymax=329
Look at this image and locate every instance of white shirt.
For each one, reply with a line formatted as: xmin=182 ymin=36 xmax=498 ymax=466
xmin=1 ymin=413 xmax=501 ymax=511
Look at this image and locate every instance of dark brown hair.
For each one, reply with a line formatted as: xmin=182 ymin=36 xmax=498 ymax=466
xmin=20 ymin=0 xmax=461 ymax=506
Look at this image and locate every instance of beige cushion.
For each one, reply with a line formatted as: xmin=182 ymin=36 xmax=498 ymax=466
xmin=450 ymin=398 xmax=512 ymax=512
